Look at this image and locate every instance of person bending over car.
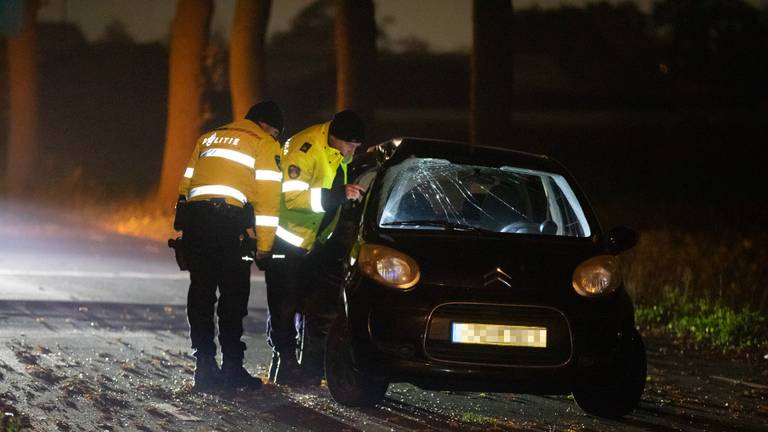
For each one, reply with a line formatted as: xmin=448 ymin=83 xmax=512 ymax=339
xmin=265 ymin=110 xmax=366 ymax=385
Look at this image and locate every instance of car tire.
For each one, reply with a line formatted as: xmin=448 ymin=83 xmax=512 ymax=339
xmin=325 ymin=316 xmax=388 ymax=407
xmin=572 ymin=327 xmax=647 ymax=418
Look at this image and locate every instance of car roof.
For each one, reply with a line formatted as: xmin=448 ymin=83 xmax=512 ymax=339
xmin=372 ymin=137 xmax=566 ymax=174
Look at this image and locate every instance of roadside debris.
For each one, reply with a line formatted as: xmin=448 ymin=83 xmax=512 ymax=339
xmin=710 ymin=375 xmax=768 ymax=391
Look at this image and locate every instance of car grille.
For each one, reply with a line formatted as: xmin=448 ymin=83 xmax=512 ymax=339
xmin=424 ymin=303 xmax=572 ymax=367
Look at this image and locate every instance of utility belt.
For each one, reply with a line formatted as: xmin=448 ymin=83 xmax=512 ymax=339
xmin=170 ymin=197 xmax=255 ymax=271
xmin=174 ymin=197 xmax=254 ymax=232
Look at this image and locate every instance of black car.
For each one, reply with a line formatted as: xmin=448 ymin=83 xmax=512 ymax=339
xmin=323 ymin=138 xmax=645 ymax=418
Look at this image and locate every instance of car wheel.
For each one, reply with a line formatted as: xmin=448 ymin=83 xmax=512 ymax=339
xmin=572 ymin=327 xmax=647 ymax=418
xmin=325 ymin=316 xmax=388 ymax=407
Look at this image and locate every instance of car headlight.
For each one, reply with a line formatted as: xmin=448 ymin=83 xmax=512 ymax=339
xmin=572 ymin=255 xmax=621 ymax=297
xmin=358 ymin=244 xmax=420 ymax=290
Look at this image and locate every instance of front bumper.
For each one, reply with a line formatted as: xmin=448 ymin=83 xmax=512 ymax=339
xmin=343 ymin=274 xmax=635 ymax=393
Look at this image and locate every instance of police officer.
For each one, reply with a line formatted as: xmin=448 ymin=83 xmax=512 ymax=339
xmin=177 ymin=101 xmax=284 ymax=391
xmin=265 ymin=110 xmax=365 ymax=385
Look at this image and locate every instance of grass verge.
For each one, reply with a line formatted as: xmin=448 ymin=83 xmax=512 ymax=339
xmin=635 ymin=291 xmax=767 ymax=351
xmin=623 ymin=229 xmax=767 ymax=352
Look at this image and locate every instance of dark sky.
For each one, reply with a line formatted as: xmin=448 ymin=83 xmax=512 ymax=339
xmin=36 ymin=0 xmax=664 ymax=53
xmin=37 ymin=0 xmax=471 ymax=52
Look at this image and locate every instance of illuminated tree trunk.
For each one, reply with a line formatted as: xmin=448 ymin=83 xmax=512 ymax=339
xmin=156 ymin=0 xmax=213 ymax=207
xmin=5 ymin=0 xmax=39 ymax=196
xmin=229 ymin=0 xmax=272 ymax=120
xmin=335 ymin=0 xmax=377 ymax=131
xmin=471 ymin=0 xmax=512 ymax=146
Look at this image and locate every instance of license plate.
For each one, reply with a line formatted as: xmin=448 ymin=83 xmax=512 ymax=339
xmin=451 ymin=322 xmax=547 ymax=348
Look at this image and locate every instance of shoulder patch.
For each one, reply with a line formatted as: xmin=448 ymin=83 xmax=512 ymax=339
xmin=300 ymin=142 xmax=312 ymax=153
xmin=288 ymin=165 xmax=301 ymax=179
xmin=274 ymin=155 xmax=281 ymax=170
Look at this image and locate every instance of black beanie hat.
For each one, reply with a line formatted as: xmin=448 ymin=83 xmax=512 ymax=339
xmin=329 ymin=110 xmax=365 ymax=143
xmin=245 ymin=101 xmax=284 ymax=134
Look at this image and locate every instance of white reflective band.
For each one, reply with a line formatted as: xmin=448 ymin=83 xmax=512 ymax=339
xmin=276 ymin=226 xmax=304 ymax=247
xmin=184 ymin=167 xmax=194 ymax=178
xmin=310 ymin=188 xmax=325 ymax=213
xmin=272 ymin=254 xmax=286 ymax=259
xmin=189 ymin=185 xmax=247 ymax=204
xmin=200 ymin=148 xmax=255 ymax=169
xmin=255 ymin=215 xmax=279 ymax=227
xmin=255 ymin=170 xmax=283 ymax=181
xmin=282 ymin=180 xmax=310 ymax=192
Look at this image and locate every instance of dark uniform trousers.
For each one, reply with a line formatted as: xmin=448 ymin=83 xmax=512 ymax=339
xmin=265 ymin=237 xmax=341 ymax=378
xmin=184 ymin=201 xmax=251 ymax=361
xmin=301 ymin=240 xmax=346 ymax=378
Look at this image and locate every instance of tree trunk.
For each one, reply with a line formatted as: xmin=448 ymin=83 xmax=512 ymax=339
xmin=335 ymin=0 xmax=377 ymax=134
xmin=229 ymin=0 xmax=272 ymax=120
xmin=5 ymin=0 xmax=39 ymax=196
xmin=471 ymin=0 xmax=512 ymax=147
xmin=155 ymin=0 xmax=213 ymax=207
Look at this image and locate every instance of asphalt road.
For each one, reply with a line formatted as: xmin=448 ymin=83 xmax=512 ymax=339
xmin=1 ymin=201 xmax=767 ymax=431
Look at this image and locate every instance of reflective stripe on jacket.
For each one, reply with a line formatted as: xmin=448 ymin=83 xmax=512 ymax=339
xmin=178 ymin=119 xmax=282 ymax=253
xmin=276 ymin=122 xmax=348 ymax=250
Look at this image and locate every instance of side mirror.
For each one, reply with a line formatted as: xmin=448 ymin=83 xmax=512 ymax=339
xmin=605 ymin=226 xmax=638 ymax=253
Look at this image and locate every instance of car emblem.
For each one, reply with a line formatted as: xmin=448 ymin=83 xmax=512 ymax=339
xmin=483 ymin=267 xmax=512 ymax=288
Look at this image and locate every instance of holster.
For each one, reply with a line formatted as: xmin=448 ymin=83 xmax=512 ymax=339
xmin=168 ymin=237 xmax=189 ymax=271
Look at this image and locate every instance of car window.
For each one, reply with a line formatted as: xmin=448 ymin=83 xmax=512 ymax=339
xmin=377 ymin=158 xmax=591 ymax=237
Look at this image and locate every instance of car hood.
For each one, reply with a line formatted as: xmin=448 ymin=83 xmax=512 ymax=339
xmin=370 ymin=231 xmax=601 ymax=291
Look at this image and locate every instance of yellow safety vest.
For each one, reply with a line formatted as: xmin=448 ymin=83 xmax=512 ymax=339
xmin=178 ymin=119 xmax=283 ymax=253
xmin=276 ymin=122 xmax=348 ymax=251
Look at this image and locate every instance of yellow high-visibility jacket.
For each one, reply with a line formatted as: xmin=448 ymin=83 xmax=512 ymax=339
xmin=276 ymin=122 xmax=348 ymax=251
xmin=178 ymin=119 xmax=283 ymax=253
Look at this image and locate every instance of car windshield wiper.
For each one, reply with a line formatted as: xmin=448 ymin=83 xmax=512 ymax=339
xmin=381 ymin=220 xmax=494 ymax=233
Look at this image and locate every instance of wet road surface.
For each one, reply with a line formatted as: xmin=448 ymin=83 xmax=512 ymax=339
xmin=1 ymin=301 xmax=766 ymax=431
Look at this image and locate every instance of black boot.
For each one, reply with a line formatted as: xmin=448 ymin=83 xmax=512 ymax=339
xmin=193 ymin=354 xmax=222 ymax=391
xmin=223 ymin=359 xmax=263 ymax=390
xmin=274 ymin=353 xmax=305 ymax=386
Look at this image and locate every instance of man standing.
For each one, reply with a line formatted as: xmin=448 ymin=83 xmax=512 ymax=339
xmin=266 ymin=110 xmax=365 ymax=385
xmin=176 ymin=101 xmax=284 ymax=391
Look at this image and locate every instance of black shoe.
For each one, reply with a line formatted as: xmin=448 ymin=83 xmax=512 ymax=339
xmin=223 ymin=361 xmax=263 ymax=390
xmin=193 ymin=354 xmax=222 ymax=391
xmin=299 ymin=371 xmax=324 ymax=387
xmin=299 ymin=360 xmax=325 ymax=387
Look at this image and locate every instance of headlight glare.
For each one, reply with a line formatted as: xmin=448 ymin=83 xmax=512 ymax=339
xmin=358 ymin=244 xmax=420 ymax=290
xmin=572 ymin=255 xmax=620 ymax=297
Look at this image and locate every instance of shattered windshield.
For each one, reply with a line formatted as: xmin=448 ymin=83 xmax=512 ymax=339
xmin=377 ymin=158 xmax=591 ymax=237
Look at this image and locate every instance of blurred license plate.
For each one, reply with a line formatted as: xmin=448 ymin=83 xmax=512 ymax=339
xmin=451 ymin=322 xmax=547 ymax=348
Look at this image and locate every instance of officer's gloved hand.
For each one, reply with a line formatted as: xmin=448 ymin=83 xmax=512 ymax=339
xmin=344 ymin=184 xmax=366 ymax=201
xmin=241 ymin=236 xmax=257 ymax=264
xmin=255 ymin=251 xmax=270 ymax=271
xmin=322 ymin=184 xmax=366 ymax=211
